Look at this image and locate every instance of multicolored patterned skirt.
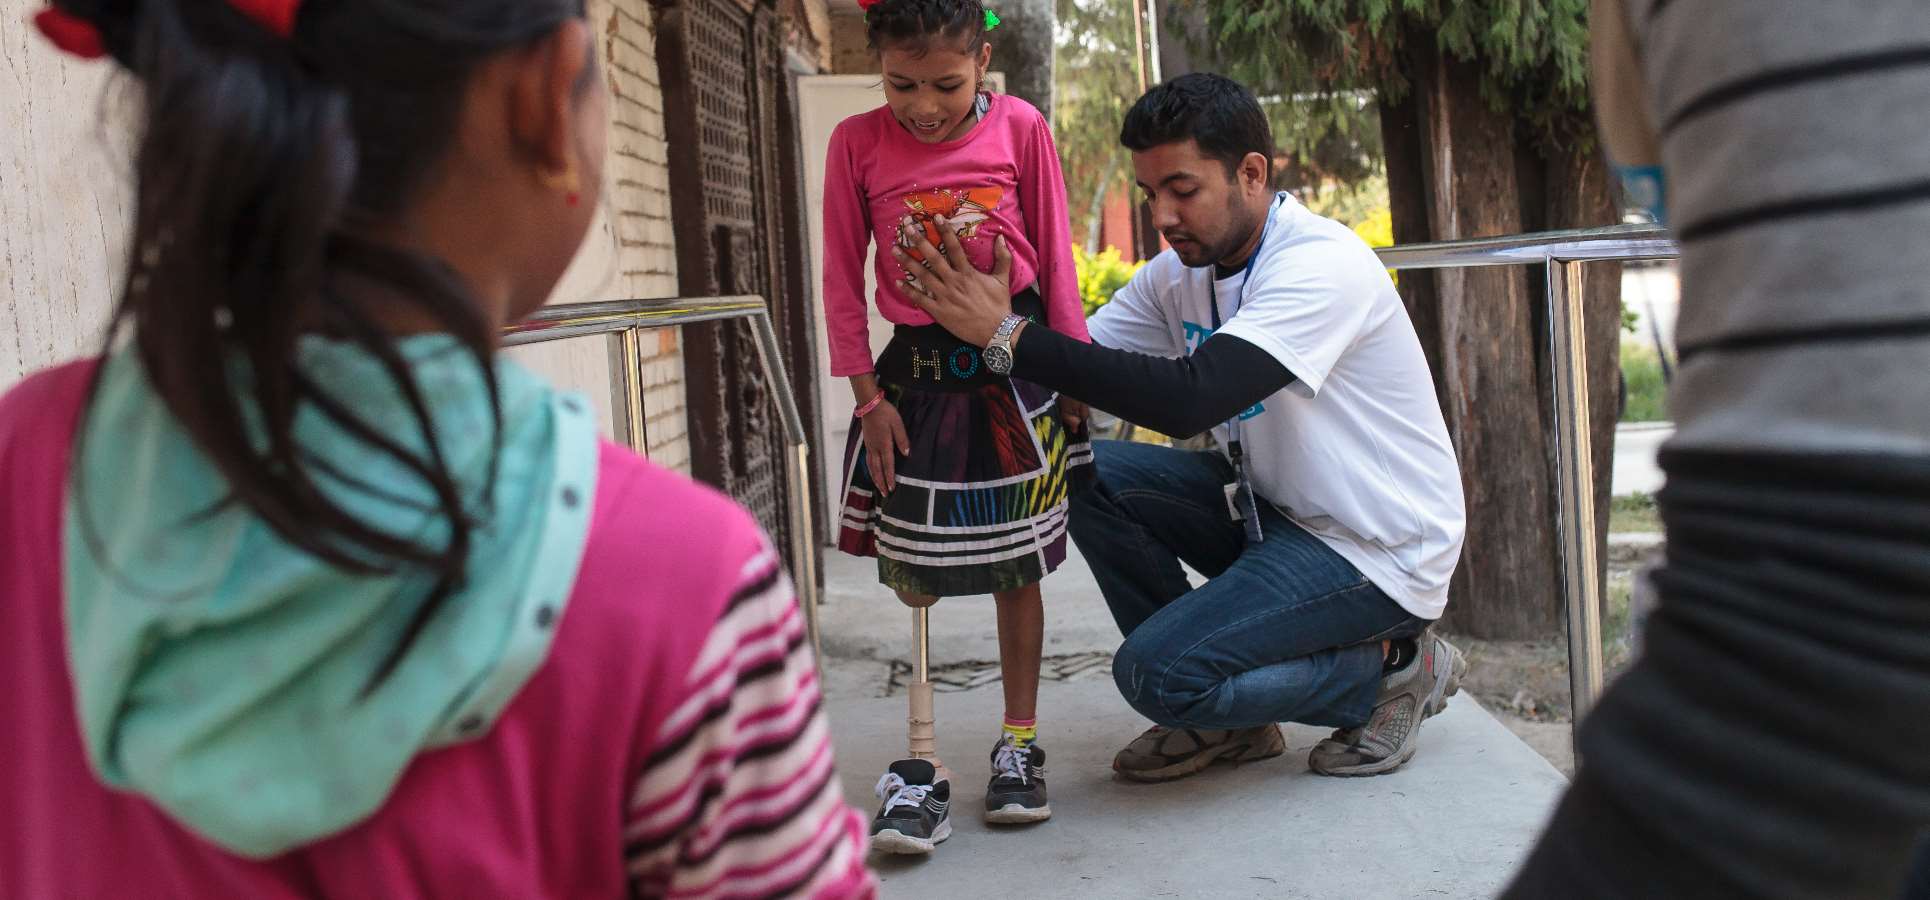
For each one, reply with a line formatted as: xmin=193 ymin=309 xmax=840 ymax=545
xmin=836 ymin=290 xmax=1093 ymax=598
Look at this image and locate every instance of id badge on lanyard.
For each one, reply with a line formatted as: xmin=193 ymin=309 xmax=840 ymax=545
xmin=1211 ymin=195 xmax=1284 ymax=546
xmin=1204 ymin=194 xmax=1281 ymax=544
xmin=1211 ymin=280 xmax=1266 ymax=545
xmin=1225 ymin=436 xmax=1265 ymax=544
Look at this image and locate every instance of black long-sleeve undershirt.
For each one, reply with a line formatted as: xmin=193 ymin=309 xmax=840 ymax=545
xmin=1012 ymin=325 xmax=1296 ymax=439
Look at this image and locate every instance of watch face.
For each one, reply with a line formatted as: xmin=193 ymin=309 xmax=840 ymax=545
xmin=984 ymin=344 xmax=1014 ymax=374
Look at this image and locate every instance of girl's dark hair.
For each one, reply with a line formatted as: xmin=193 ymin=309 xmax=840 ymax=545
xmin=1121 ymin=73 xmax=1276 ymax=180
xmin=865 ymin=0 xmax=987 ymax=54
xmin=57 ymin=0 xmax=589 ymax=688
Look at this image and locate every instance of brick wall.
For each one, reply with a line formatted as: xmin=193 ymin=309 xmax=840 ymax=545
xmin=829 ymin=10 xmax=880 ymax=75
xmin=515 ymin=0 xmax=692 ymax=472
xmin=779 ymin=0 xmax=833 ymax=70
xmin=602 ymin=0 xmax=690 ymax=472
xmin=534 ymin=0 xmax=832 ymax=476
xmin=1101 ymin=188 xmax=1140 ymax=260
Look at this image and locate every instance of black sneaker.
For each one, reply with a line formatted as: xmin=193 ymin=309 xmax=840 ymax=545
xmin=984 ymin=734 xmax=1051 ymax=824
xmin=869 ymin=759 xmax=952 ymax=855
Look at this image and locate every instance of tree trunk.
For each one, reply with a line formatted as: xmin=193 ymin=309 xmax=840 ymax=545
xmin=1084 ymin=180 xmax=1106 ymax=254
xmin=988 ymin=0 xmax=1056 ymax=119
xmin=1423 ymin=54 xmax=1563 ymax=639
xmin=1084 ymin=151 xmax=1119 ymax=254
xmin=1378 ymin=90 xmax=1441 ymax=410
xmin=1379 ymin=30 xmax=1629 ymax=639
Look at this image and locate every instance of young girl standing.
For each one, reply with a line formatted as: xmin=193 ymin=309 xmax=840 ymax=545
xmin=822 ymin=0 xmax=1092 ymax=856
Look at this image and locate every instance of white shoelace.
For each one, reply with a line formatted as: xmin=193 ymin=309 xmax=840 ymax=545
xmin=992 ymin=740 xmax=1030 ymax=784
xmin=874 ymin=772 xmax=931 ymax=813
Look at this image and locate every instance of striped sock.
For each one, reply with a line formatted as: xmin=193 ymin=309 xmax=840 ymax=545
xmin=1002 ymin=717 xmax=1038 ymax=750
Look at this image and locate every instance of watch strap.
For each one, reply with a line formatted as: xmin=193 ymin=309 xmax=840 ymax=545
xmin=990 ymin=314 xmax=1025 ymax=347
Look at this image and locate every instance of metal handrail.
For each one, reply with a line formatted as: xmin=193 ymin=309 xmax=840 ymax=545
xmin=503 ymin=296 xmax=772 ymax=344
xmin=503 ymin=294 xmax=821 ymax=660
xmin=1374 ymin=224 xmax=1681 ymax=750
xmin=1378 ymin=223 xmax=1677 ymax=270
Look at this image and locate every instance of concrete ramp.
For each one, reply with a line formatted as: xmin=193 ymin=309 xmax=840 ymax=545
xmin=826 ymin=679 xmax=1567 ymax=899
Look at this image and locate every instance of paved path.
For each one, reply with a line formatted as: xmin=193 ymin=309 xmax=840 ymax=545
xmin=1624 ymin=262 xmax=1679 ymax=353
xmin=825 ymin=680 xmax=1567 ymax=899
xmin=818 ymin=537 xmax=1573 ymax=898
xmin=1612 ymin=423 xmax=1671 ymax=496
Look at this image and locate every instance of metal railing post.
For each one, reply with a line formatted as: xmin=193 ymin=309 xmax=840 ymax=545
xmin=503 ymin=294 xmax=822 ymax=669
xmin=1375 ymin=225 xmax=1678 ymax=746
xmin=618 ymin=328 xmax=648 ymax=455
xmin=747 ymin=312 xmax=822 ymax=666
xmin=1547 ymin=259 xmax=1607 ymax=746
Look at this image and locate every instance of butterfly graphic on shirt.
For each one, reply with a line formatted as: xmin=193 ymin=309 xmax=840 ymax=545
xmin=896 ymin=186 xmax=1004 ymax=288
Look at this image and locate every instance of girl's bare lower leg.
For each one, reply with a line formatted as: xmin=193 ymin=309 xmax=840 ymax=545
xmin=993 ymin=584 xmax=1044 ymax=724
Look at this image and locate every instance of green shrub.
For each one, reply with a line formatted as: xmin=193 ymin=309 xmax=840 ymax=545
xmin=1073 ymin=244 xmax=1146 ymax=317
xmin=1621 ymin=342 xmax=1669 ymax=423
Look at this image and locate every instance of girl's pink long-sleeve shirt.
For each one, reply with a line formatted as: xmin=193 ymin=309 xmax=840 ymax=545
xmin=820 ymin=94 xmax=1090 ymax=377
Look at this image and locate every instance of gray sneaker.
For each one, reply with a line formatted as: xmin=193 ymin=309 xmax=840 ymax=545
xmin=1308 ymin=631 xmax=1468 ymax=777
xmin=1112 ymin=723 xmax=1287 ymax=783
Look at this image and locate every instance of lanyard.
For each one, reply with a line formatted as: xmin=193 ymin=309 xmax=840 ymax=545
xmin=1206 ymin=193 xmax=1284 ymax=543
xmin=1205 ymin=193 xmax=1286 ymax=431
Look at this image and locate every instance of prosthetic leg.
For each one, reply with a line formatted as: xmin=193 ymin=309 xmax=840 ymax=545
xmin=908 ymin=606 xmax=960 ymax=785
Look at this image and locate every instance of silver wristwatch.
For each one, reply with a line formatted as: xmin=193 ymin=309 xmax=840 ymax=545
xmin=984 ymin=314 xmax=1026 ymax=375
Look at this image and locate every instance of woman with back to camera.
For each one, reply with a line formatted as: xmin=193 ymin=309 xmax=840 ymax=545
xmin=0 ymin=2 xmax=873 ymax=897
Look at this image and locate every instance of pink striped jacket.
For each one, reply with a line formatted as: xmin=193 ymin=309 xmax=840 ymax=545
xmin=0 ymin=361 xmax=875 ymax=899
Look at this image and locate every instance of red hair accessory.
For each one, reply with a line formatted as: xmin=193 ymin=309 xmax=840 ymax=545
xmin=856 ymin=0 xmax=882 ymax=9
xmin=228 ymin=0 xmax=301 ymax=38
xmin=32 ymin=7 xmax=106 ymax=59
xmin=33 ymin=0 xmax=300 ymax=60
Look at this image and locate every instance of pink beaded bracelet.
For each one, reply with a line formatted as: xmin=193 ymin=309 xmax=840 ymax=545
xmin=855 ymin=393 xmax=885 ymax=419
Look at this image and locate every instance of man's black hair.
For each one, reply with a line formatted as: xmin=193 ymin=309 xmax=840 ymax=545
xmin=1120 ymin=73 xmax=1275 ymax=179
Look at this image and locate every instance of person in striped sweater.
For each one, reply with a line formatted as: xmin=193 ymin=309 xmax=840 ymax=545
xmin=1 ymin=2 xmax=873 ymax=897
xmin=1504 ymin=2 xmax=1930 ymax=897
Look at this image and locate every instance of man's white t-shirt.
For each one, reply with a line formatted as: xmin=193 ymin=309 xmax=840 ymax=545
xmin=1088 ymin=194 xmax=1466 ymax=619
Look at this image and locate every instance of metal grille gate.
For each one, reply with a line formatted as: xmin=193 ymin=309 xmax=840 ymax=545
xmin=654 ymin=0 xmax=821 ymax=579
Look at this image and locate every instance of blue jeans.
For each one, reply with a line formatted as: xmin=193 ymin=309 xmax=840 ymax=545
xmin=1069 ymin=440 xmax=1429 ymax=731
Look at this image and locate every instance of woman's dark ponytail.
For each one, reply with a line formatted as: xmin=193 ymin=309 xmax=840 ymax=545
xmin=62 ymin=0 xmax=586 ymax=689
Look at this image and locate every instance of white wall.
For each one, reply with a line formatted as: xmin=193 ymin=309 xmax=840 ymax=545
xmin=508 ymin=0 xmax=690 ymax=465
xmin=0 ymin=1 xmax=691 ymax=469
xmin=798 ymin=75 xmax=891 ymax=534
xmin=0 ymin=4 xmax=130 ymax=388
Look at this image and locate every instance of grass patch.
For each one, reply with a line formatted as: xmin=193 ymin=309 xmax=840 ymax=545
xmin=1621 ymin=342 xmax=1669 ymax=423
xmin=1604 ymin=576 xmax=1642 ymax=679
xmin=1610 ymin=492 xmax=1661 ymax=534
